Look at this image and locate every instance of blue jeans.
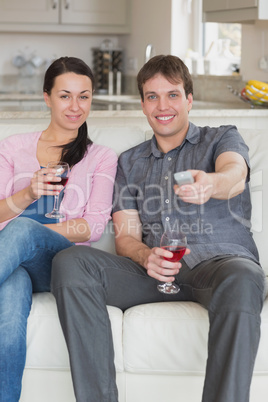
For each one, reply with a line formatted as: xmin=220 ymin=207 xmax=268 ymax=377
xmin=0 ymin=217 xmax=73 ymax=402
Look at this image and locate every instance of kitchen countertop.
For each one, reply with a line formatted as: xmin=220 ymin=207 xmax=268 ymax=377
xmin=0 ymin=92 xmax=268 ymax=119
xmin=0 ymin=93 xmax=44 ymax=101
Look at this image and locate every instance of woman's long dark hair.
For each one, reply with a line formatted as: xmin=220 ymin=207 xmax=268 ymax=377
xmin=43 ymin=56 xmax=95 ymax=167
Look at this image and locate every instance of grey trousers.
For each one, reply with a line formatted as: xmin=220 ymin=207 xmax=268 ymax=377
xmin=51 ymin=246 xmax=265 ymax=402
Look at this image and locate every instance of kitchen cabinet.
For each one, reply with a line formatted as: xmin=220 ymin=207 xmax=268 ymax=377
xmin=0 ymin=0 xmax=58 ymax=24
xmin=203 ymin=0 xmax=268 ymax=23
xmin=0 ymin=0 xmax=129 ymax=34
xmin=62 ymin=0 xmax=127 ymax=26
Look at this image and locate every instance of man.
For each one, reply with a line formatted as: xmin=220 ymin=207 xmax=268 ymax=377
xmin=51 ymin=55 xmax=265 ymax=402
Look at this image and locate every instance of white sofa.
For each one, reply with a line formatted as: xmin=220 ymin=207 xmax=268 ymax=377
xmin=0 ymin=120 xmax=268 ymax=402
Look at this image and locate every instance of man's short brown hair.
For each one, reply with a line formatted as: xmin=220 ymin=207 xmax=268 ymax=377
xmin=137 ymin=55 xmax=193 ymax=101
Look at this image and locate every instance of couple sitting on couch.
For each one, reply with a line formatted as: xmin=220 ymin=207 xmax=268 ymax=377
xmin=0 ymin=54 xmax=265 ymax=402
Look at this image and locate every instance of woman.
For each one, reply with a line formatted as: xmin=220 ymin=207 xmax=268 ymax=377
xmin=0 ymin=56 xmax=117 ymax=401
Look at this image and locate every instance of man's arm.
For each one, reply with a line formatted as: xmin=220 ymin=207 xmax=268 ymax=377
xmin=174 ymin=151 xmax=248 ymax=204
xmin=112 ymin=209 xmax=188 ymax=282
xmin=113 ymin=209 xmax=150 ymax=265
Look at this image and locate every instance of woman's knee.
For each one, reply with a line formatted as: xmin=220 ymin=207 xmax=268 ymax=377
xmin=3 ymin=217 xmax=41 ymax=241
xmin=6 ymin=216 xmax=39 ymax=230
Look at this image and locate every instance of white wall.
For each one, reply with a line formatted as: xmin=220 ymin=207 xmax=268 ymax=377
xmin=171 ymin=0 xmax=200 ymax=59
xmin=0 ymin=32 xmax=119 ymax=76
xmin=241 ymin=20 xmax=268 ymax=81
xmin=118 ymin=0 xmax=173 ymax=75
xmin=118 ymin=0 xmax=195 ymax=76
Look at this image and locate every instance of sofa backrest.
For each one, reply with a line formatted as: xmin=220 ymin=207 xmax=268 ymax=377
xmin=0 ymin=122 xmax=147 ymax=154
xmin=238 ymin=128 xmax=268 ymax=274
xmin=0 ymin=123 xmax=267 ymax=274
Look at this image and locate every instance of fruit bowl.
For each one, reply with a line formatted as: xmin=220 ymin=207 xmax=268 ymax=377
xmin=228 ymin=80 xmax=268 ymax=108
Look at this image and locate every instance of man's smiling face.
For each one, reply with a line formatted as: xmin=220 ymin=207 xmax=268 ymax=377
xmin=141 ymin=73 xmax=193 ymax=146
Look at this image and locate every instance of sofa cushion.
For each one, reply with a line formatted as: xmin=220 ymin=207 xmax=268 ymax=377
xmin=123 ymin=301 xmax=209 ymax=374
xmin=25 ymin=293 xmax=124 ymax=372
xmin=0 ymin=123 xmax=147 ymax=156
xmin=89 ymin=126 xmax=146 ymax=155
xmin=123 ymin=297 xmax=268 ymax=375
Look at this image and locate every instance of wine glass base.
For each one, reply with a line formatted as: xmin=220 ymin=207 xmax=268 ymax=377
xmin=45 ymin=211 xmax=65 ymax=219
xmin=157 ymin=282 xmax=180 ymax=294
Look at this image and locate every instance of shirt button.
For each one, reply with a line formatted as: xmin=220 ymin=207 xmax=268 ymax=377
xmin=165 ymin=176 xmax=168 ymax=180
xmin=166 ymin=217 xmax=170 ymax=221
xmin=168 ymin=157 xmax=172 ymax=161
xmin=165 ymin=199 xmax=170 ymax=204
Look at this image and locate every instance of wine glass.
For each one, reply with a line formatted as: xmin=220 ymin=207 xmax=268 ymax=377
xmin=45 ymin=161 xmax=70 ymax=219
xmin=157 ymin=229 xmax=187 ymax=294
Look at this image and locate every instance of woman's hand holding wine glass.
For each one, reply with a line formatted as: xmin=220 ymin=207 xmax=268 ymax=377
xmin=45 ymin=161 xmax=70 ymax=219
xmin=29 ymin=165 xmax=65 ymax=201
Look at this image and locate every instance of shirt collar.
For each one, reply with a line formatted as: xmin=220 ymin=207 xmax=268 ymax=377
xmin=147 ymin=122 xmax=201 ymax=157
xmin=186 ymin=122 xmax=201 ymax=145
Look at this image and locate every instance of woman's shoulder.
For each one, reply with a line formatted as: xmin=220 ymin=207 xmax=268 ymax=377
xmin=86 ymin=142 xmax=118 ymax=161
xmin=0 ymin=131 xmax=42 ymax=147
xmin=72 ymin=143 xmax=117 ymax=173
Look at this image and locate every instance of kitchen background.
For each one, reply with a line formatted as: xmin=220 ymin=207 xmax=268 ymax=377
xmin=0 ymin=0 xmax=267 ymax=103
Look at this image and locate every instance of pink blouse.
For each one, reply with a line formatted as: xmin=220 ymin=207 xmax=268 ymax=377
xmin=0 ymin=131 xmax=118 ymax=246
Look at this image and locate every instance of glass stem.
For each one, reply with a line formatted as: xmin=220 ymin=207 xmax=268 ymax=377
xmin=53 ymin=194 xmax=60 ymax=212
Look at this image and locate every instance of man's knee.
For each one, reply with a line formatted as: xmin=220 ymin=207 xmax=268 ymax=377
xmin=211 ymin=258 xmax=265 ymax=314
xmin=51 ymin=246 xmax=102 ymax=291
xmin=51 ymin=246 xmax=77 ymax=287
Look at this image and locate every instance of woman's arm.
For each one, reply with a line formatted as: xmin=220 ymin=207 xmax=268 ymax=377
xmin=64 ymin=147 xmax=118 ymax=244
xmin=0 ymin=167 xmax=63 ymax=224
xmin=44 ymin=218 xmax=91 ymax=243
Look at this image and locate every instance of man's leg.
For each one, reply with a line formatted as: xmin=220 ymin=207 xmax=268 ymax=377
xmin=177 ymin=256 xmax=265 ymax=402
xmin=51 ymin=246 xmax=165 ymax=402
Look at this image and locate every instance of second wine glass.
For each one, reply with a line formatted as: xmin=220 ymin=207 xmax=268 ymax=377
xmin=45 ymin=161 xmax=70 ymax=219
xmin=157 ymin=229 xmax=187 ymax=294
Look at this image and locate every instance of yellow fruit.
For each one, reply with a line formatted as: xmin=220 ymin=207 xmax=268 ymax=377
xmin=247 ymin=80 xmax=268 ymax=92
xmin=245 ymin=82 xmax=268 ymax=103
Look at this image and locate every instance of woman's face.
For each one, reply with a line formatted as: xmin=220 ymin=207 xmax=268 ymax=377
xmin=44 ymin=72 xmax=93 ymax=133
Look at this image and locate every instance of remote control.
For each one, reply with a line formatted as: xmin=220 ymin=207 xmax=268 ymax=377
xmin=174 ymin=171 xmax=194 ymax=186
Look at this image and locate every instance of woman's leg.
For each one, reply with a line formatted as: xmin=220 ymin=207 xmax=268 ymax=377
xmin=0 ymin=267 xmax=32 ymax=402
xmin=0 ymin=217 xmax=73 ymax=401
xmin=0 ymin=217 xmax=73 ymax=291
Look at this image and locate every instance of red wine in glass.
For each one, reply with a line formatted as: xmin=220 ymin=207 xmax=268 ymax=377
xmin=157 ymin=230 xmax=187 ymax=294
xmin=48 ymin=177 xmax=69 ymax=186
xmin=161 ymin=246 xmax=186 ymax=262
xmin=45 ymin=161 xmax=70 ymax=219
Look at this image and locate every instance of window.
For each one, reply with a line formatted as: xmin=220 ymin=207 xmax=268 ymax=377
xmin=171 ymin=0 xmax=242 ymax=75
xmin=203 ymin=22 xmax=241 ymax=75
xmin=203 ymin=22 xmax=241 ymax=60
